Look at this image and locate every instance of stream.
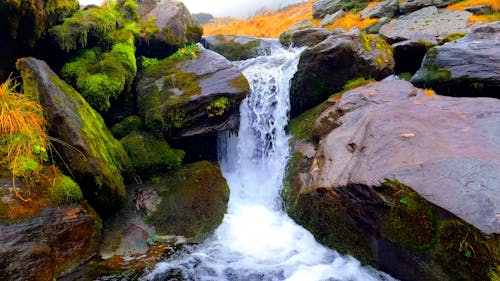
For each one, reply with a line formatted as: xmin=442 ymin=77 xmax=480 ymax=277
xmin=141 ymin=46 xmax=396 ymax=281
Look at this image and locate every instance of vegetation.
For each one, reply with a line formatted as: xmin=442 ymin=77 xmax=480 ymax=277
xmin=207 ymin=97 xmax=230 ymax=118
xmin=0 ymin=78 xmax=48 ymax=201
xmin=446 ymin=0 xmax=500 ymax=23
xmin=49 ymin=174 xmax=83 ymax=205
xmin=209 ymin=36 xmax=260 ymax=61
xmin=120 ymin=131 xmax=184 ymax=177
xmin=325 ymin=12 xmax=378 ymax=31
xmin=111 ymin=115 xmax=143 ymax=139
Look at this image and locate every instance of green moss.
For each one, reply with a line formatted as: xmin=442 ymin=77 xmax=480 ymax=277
xmin=50 ymin=76 xmax=132 ymax=211
xmin=120 ymin=131 xmax=184 ymax=177
xmin=207 ymin=97 xmax=230 ymax=118
xmin=186 ymin=24 xmax=203 ymax=43
xmin=288 ymin=103 xmax=325 ymax=141
xmin=440 ymin=32 xmax=466 ymax=44
xmin=379 ymin=180 xmax=437 ymax=251
xmin=343 ymin=77 xmax=374 ymax=91
xmin=436 ymin=220 xmax=500 ymax=281
xmin=111 ymin=115 xmax=143 ymax=139
xmin=411 ymin=47 xmax=452 ymax=86
xmin=229 ymin=73 xmax=250 ymax=93
xmin=209 ymin=37 xmax=261 ymax=61
xmin=146 ymin=161 xmax=229 ymax=241
xmin=398 ymin=72 xmax=413 ymax=81
xmin=49 ymin=174 xmax=83 ymax=205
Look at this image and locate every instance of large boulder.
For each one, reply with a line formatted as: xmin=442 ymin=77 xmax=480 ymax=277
xmin=319 ymin=10 xmax=346 ymax=27
xmin=16 ymin=57 xmax=132 ymax=215
xmin=412 ymin=21 xmax=500 ymax=98
xmin=137 ymin=48 xmax=249 ymax=139
xmin=145 ymin=161 xmax=229 ymax=241
xmin=289 ymin=28 xmax=332 ymax=47
xmin=0 ymin=203 xmax=101 ymax=281
xmin=399 ymin=0 xmax=461 ymax=14
xmin=279 ymin=20 xmax=314 ymax=47
xmin=360 ymin=0 xmax=399 ymax=19
xmin=290 ymin=29 xmax=394 ymax=117
xmin=286 ymin=80 xmax=500 ymax=281
xmin=379 ymin=6 xmax=471 ymax=44
xmin=203 ymin=35 xmax=280 ymax=61
xmin=137 ymin=0 xmax=202 ymax=58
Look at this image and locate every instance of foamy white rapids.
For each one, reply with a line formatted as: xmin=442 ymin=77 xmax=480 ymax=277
xmin=141 ymin=47 xmax=396 ymax=281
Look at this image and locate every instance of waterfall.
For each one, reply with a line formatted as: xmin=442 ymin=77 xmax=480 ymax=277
xmin=141 ymin=47 xmax=395 ymax=281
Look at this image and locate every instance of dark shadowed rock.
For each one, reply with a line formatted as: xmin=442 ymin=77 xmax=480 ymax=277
xmin=16 ymin=57 xmax=132 ymax=215
xmin=290 ymin=29 xmax=394 ymax=117
xmin=392 ymin=39 xmax=436 ymax=74
xmin=320 ymin=10 xmax=346 ymax=27
xmin=379 ymin=6 xmax=471 ymax=44
xmin=399 ymin=0 xmax=461 ymax=13
xmin=363 ymin=17 xmax=391 ymax=34
xmin=0 ymin=203 xmax=101 ymax=280
xmin=286 ymin=80 xmax=500 ymax=281
xmin=412 ymin=21 xmax=500 ymax=98
xmin=203 ymin=35 xmax=280 ymax=61
xmin=361 ymin=0 xmax=399 ymax=19
xmin=464 ymin=4 xmax=493 ymax=15
xmin=290 ymin=28 xmax=332 ymax=47
xmin=137 ymin=49 xmax=249 ymax=139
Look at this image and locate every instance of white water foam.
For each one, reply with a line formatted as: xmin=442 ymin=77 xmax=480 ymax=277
xmin=141 ymin=47 xmax=395 ymax=281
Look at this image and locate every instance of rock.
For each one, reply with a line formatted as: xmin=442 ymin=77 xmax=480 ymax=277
xmin=411 ymin=21 xmax=500 ymax=98
xmin=137 ymin=0 xmax=202 ymax=58
xmin=279 ymin=20 xmax=314 ymax=46
xmin=399 ymin=0 xmax=461 ymax=13
xmin=361 ymin=0 xmax=399 ymax=19
xmin=290 ymin=29 xmax=394 ymax=117
xmin=137 ymin=48 xmax=249 ymax=139
xmin=313 ymin=0 xmax=343 ymax=19
xmin=203 ymin=35 xmax=280 ymax=61
xmin=464 ymin=4 xmax=493 ymax=15
xmin=16 ymin=57 xmax=132 ymax=215
xmin=392 ymin=39 xmax=436 ymax=74
xmin=286 ymin=80 xmax=500 ymax=281
xmin=0 ymin=203 xmax=101 ymax=280
xmin=146 ymin=161 xmax=229 ymax=241
xmin=290 ymin=28 xmax=332 ymax=47
xmin=320 ymin=10 xmax=346 ymax=27
xmin=379 ymin=6 xmax=471 ymax=44
xmin=363 ymin=17 xmax=391 ymax=34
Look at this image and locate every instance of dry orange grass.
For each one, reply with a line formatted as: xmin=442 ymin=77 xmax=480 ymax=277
xmin=446 ymin=0 xmax=500 ymax=11
xmin=203 ymin=0 xmax=314 ymax=38
xmin=324 ymin=12 xmax=379 ymax=31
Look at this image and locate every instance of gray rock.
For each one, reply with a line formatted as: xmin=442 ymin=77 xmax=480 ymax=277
xmin=379 ymin=6 xmax=471 ymax=44
xmin=465 ymin=4 xmax=493 ymax=15
xmin=142 ymin=0 xmax=195 ymax=42
xmin=279 ymin=20 xmax=314 ymax=46
xmin=290 ymin=28 xmax=332 ymax=47
xmin=310 ymin=80 xmax=500 ymax=234
xmin=203 ymin=35 xmax=280 ymax=61
xmin=320 ymin=10 xmax=346 ymax=27
xmin=313 ymin=0 xmax=343 ymax=19
xmin=137 ymin=49 xmax=249 ymax=139
xmin=399 ymin=0 xmax=461 ymax=13
xmin=290 ymin=29 xmax=394 ymax=117
xmin=363 ymin=17 xmax=391 ymax=34
xmin=16 ymin=57 xmax=132 ymax=214
xmin=361 ymin=0 xmax=399 ymax=19
xmin=412 ymin=21 xmax=500 ymax=98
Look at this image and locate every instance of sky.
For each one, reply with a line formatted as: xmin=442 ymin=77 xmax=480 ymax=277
xmin=78 ymin=0 xmax=308 ymax=18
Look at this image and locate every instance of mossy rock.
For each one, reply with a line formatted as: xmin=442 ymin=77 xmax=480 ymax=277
xmin=146 ymin=161 xmax=229 ymax=241
xmin=111 ymin=115 xmax=143 ymax=139
xmin=203 ymin=35 xmax=261 ymax=61
xmin=17 ymin=57 xmax=132 ymax=216
xmin=120 ymin=131 xmax=184 ymax=178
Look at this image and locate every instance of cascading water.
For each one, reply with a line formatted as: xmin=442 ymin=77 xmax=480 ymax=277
xmin=142 ymin=46 xmax=395 ymax=281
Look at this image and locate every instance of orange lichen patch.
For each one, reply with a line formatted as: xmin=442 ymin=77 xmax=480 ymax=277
xmin=203 ymin=0 xmax=314 ymax=38
xmin=446 ymin=0 xmax=500 ymax=11
xmin=324 ymin=13 xmax=379 ymax=31
xmin=424 ymin=88 xmax=436 ymax=99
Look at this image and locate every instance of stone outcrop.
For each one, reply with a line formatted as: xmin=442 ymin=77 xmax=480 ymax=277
xmin=379 ymin=6 xmax=471 ymax=44
xmin=203 ymin=35 xmax=280 ymax=61
xmin=286 ymin=80 xmax=500 ymax=281
xmin=399 ymin=0 xmax=461 ymax=13
xmin=290 ymin=29 xmax=394 ymax=117
xmin=16 ymin=57 xmax=132 ymax=215
xmin=412 ymin=21 xmax=500 ymax=98
xmin=279 ymin=20 xmax=314 ymax=46
xmin=289 ymin=28 xmax=332 ymax=47
xmin=0 ymin=203 xmax=101 ymax=281
xmin=313 ymin=0 xmax=345 ymax=19
xmin=320 ymin=10 xmax=346 ymax=27
xmin=137 ymin=48 xmax=249 ymax=139
xmin=361 ymin=0 xmax=399 ymax=19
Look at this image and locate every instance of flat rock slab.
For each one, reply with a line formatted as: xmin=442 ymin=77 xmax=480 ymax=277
xmin=379 ymin=6 xmax=471 ymax=44
xmin=311 ymin=80 xmax=500 ymax=234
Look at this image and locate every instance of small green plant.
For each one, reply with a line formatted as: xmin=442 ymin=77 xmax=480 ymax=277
xmin=49 ymin=174 xmax=83 ymax=205
xmin=169 ymin=44 xmax=201 ymax=60
xmin=140 ymin=57 xmax=159 ymax=68
xmin=399 ymin=196 xmax=409 ymax=206
xmin=207 ymin=97 xmax=230 ymax=118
